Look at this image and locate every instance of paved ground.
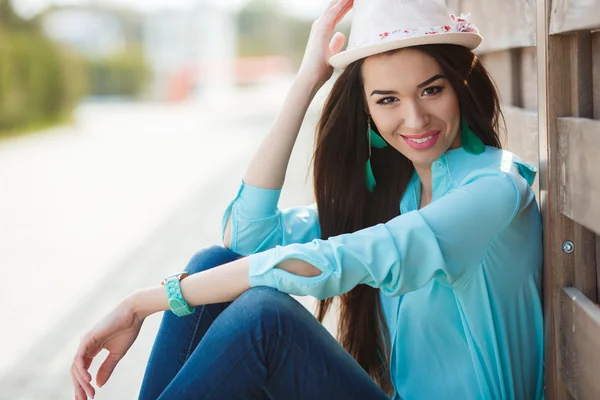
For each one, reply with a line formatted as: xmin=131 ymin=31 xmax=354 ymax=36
xmin=0 ymin=80 xmax=335 ymax=399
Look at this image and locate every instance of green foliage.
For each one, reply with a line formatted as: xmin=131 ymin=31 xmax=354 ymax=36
xmin=236 ymin=0 xmax=312 ymax=66
xmin=85 ymin=46 xmax=149 ymax=97
xmin=0 ymin=0 xmax=86 ymax=136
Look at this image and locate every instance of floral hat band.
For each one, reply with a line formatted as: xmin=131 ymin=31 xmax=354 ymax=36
xmin=329 ymin=0 xmax=483 ymax=69
xmin=377 ymin=14 xmax=480 ymax=43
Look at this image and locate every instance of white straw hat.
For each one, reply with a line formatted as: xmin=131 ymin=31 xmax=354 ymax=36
xmin=329 ymin=0 xmax=482 ymax=69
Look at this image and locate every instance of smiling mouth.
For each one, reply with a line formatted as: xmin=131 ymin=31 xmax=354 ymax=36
xmin=400 ymin=130 xmax=442 ymax=150
xmin=405 ymin=134 xmax=437 ymax=144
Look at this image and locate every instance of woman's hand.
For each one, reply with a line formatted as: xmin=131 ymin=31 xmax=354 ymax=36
xmin=297 ymin=0 xmax=354 ymax=88
xmin=70 ymin=297 xmax=144 ymax=400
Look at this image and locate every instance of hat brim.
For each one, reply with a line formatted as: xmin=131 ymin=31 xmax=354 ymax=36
xmin=329 ymin=33 xmax=482 ymax=69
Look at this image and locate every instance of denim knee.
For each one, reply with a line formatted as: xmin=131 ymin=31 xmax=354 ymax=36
xmin=231 ymin=287 xmax=297 ymax=325
xmin=184 ymin=245 xmax=242 ymax=275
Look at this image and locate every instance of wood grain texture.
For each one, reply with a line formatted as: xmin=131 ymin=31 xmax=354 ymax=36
xmin=557 ymin=117 xmax=600 ymax=235
xmin=546 ymin=34 xmax=577 ymax=400
xmin=560 ymin=287 xmax=600 ymax=400
xmin=550 ymin=0 xmax=600 ymax=34
xmin=536 ymin=2 xmax=557 ymax=397
xmin=521 ymin=47 xmax=538 ymax=111
xmin=482 ymin=51 xmax=516 ymax=106
xmin=593 ymin=32 xmax=600 ymax=120
xmin=503 ymin=106 xmax=539 ymax=196
xmin=574 ymin=225 xmax=598 ymax=302
xmin=569 ymin=32 xmax=594 ymax=119
xmin=461 ymin=0 xmax=536 ymax=52
xmin=597 ymin=236 xmax=600 ymax=301
xmin=568 ymin=32 xmax=598 ymax=304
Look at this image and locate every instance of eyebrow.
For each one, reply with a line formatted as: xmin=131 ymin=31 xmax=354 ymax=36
xmin=370 ymin=74 xmax=447 ymax=96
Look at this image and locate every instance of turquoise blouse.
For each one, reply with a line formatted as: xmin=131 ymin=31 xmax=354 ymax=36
xmin=221 ymin=146 xmax=544 ymax=400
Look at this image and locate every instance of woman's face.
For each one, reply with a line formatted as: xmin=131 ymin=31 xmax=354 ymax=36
xmin=362 ymin=49 xmax=461 ymax=168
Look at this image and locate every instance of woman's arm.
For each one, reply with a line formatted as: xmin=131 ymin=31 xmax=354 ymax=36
xmin=246 ymin=164 xmax=535 ymax=300
xmin=223 ymin=80 xmax=318 ymax=248
xmin=223 ymin=0 xmax=352 ymax=247
xmin=71 ymin=257 xmax=319 ymax=399
xmin=130 ymin=257 xmax=320 ymax=319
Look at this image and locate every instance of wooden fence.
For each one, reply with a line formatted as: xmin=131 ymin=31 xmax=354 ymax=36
xmin=449 ymin=0 xmax=600 ymax=398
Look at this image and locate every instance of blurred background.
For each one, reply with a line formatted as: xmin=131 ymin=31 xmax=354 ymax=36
xmin=0 ymin=0 xmax=346 ymax=398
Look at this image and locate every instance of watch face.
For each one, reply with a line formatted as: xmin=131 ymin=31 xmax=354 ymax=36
xmin=169 ymin=298 xmax=184 ymax=309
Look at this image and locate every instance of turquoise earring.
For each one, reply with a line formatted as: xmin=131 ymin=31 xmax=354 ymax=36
xmin=365 ymin=117 xmax=387 ymax=192
xmin=461 ymin=117 xmax=485 ymax=155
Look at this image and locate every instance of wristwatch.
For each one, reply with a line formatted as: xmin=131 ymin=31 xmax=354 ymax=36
xmin=161 ymin=272 xmax=195 ymax=317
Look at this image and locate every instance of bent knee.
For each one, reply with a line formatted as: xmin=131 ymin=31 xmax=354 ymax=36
xmin=233 ymin=287 xmax=300 ymax=321
xmin=184 ymin=245 xmax=241 ymax=275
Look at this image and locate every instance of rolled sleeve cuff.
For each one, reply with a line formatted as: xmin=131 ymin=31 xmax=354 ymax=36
xmin=247 ymin=243 xmax=336 ymax=300
xmin=221 ymin=181 xmax=282 ymax=247
xmin=235 ymin=180 xmax=282 ymax=218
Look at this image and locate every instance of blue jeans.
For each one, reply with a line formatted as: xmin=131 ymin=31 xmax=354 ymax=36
xmin=138 ymin=245 xmax=389 ymax=400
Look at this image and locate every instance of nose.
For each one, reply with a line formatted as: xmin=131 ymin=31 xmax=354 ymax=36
xmin=401 ymin=101 xmax=430 ymax=132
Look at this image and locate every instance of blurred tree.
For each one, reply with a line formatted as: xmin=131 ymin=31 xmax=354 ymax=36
xmin=0 ymin=0 xmax=34 ymax=30
xmin=237 ymin=0 xmax=312 ymax=66
xmin=86 ymin=45 xmax=149 ymax=98
xmin=39 ymin=4 xmax=150 ymax=98
xmin=0 ymin=0 xmax=86 ymax=135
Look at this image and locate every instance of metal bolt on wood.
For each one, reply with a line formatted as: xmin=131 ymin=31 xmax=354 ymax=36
xmin=562 ymin=241 xmax=574 ymax=254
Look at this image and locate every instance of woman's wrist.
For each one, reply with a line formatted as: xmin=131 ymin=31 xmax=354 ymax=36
xmin=294 ymin=73 xmax=325 ymax=97
xmin=126 ymin=286 xmax=169 ymax=320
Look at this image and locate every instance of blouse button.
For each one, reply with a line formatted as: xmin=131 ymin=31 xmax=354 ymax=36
xmin=433 ymin=161 xmax=444 ymax=168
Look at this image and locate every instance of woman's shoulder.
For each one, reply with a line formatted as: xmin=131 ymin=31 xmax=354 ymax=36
xmin=447 ymin=146 xmax=537 ymax=192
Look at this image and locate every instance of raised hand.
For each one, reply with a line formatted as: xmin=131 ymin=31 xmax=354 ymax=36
xmin=298 ymin=0 xmax=354 ymax=88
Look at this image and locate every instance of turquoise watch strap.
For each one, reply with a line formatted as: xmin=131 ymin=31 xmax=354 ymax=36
xmin=163 ymin=273 xmax=195 ymax=317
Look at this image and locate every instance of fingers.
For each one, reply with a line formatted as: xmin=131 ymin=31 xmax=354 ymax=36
xmin=332 ymin=0 xmax=354 ymax=26
xmin=315 ymin=0 xmax=352 ymax=32
xmin=96 ymin=352 xmax=123 ymax=388
xmin=71 ymin=365 xmax=87 ymax=400
xmin=71 ymin=363 xmax=95 ymax=399
xmin=329 ymin=32 xmax=347 ymax=55
xmin=324 ymin=0 xmax=353 ymax=27
xmin=71 ymin=334 xmax=101 ymax=399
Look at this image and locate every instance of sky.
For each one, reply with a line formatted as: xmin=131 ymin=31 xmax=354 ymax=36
xmin=12 ymin=0 xmax=327 ymax=18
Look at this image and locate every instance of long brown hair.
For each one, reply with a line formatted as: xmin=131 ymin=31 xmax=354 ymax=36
xmin=312 ymin=44 xmax=504 ymax=394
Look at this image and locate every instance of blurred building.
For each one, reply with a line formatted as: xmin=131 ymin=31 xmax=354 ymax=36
xmin=37 ymin=0 xmax=295 ymax=102
xmin=143 ymin=1 xmax=238 ymax=101
xmin=42 ymin=8 xmax=129 ymax=59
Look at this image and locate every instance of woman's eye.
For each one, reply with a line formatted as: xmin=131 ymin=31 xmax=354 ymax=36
xmin=377 ymin=97 xmax=398 ymax=105
xmin=423 ymin=86 xmax=443 ymax=96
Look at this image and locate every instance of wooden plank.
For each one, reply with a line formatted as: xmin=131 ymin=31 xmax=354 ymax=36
xmin=557 ymin=117 xmax=600 ymax=235
xmin=544 ymin=32 xmax=577 ymax=400
xmin=568 ymin=32 xmax=598 ymax=304
xmin=595 ymin=33 xmax=600 ymax=305
xmin=573 ymin=226 xmax=599 ymax=302
xmin=593 ymin=32 xmax=600 ymax=120
xmin=549 ymin=0 xmax=600 ymax=35
xmin=461 ymin=0 xmax=536 ymax=52
xmin=560 ymin=287 xmax=600 ymax=400
xmin=536 ymin=1 xmax=557 ymax=397
xmin=482 ymin=51 xmax=517 ymax=107
xmin=503 ymin=106 xmax=539 ymax=196
xmin=521 ymin=47 xmax=538 ymax=111
xmin=597 ymin=236 xmax=600 ymax=301
xmin=569 ymin=32 xmax=594 ymax=119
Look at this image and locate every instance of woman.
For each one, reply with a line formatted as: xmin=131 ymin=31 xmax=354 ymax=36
xmin=70 ymin=0 xmax=544 ymax=399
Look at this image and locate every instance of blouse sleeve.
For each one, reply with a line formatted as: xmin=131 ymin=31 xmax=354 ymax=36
xmin=221 ymin=181 xmax=321 ymax=256
xmin=247 ymin=166 xmax=528 ymax=300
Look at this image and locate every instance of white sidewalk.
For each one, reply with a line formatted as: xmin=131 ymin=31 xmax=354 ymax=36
xmin=0 ymin=79 xmax=330 ymax=399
